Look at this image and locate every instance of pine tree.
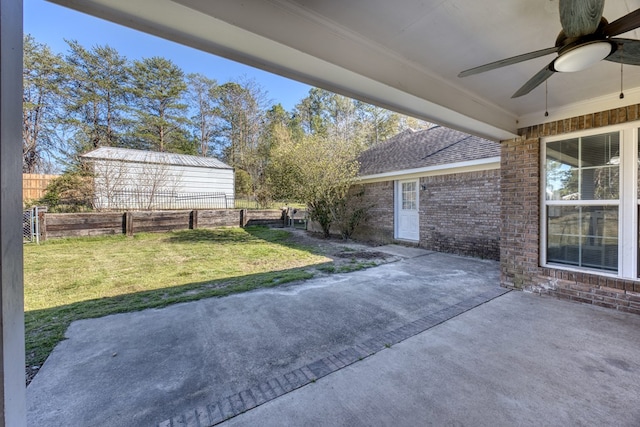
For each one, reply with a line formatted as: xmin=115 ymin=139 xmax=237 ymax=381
xmin=130 ymin=56 xmax=193 ymax=153
xmin=63 ymin=40 xmax=131 ymax=154
xmin=23 ymin=35 xmax=68 ymax=172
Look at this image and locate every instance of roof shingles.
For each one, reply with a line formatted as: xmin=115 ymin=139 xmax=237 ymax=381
xmin=358 ymin=127 xmax=500 ymax=176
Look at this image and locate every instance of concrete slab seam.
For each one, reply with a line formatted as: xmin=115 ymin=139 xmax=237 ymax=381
xmin=156 ymin=287 xmax=509 ymax=427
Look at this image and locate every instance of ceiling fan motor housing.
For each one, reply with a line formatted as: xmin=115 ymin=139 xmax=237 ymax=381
xmin=552 ymin=39 xmax=615 ymax=72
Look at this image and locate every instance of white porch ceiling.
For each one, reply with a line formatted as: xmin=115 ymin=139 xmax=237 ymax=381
xmin=50 ymin=0 xmax=640 ymax=140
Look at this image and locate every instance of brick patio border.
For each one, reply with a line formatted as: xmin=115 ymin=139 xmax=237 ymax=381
xmin=158 ymin=287 xmax=510 ymax=427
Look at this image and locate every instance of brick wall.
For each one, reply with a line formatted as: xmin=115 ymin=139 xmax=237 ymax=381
xmin=352 ymin=181 xmax=395 ymax=244
xmin=501 ymin=104 xmax=640 ymax=315
xmin=421 ymin=169 xmax=500 ymax=259
xmin=500 ymin=138 xmax=540 ymax=287
xmin=356 ymin=169 xmax=501 ymax=260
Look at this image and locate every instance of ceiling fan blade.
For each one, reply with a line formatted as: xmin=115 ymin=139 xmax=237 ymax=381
xmin=511 ymin=64 xmax=555 ymax=98
xmin=603 ymin=9 xmax=640 ymax=37
xmin=605 ymin=38 xmax=640 ymax=65
xmin=458 ymin=46 xmax=558 ymax=78
xmin=559 ymin=0 xmax=604 ymax=38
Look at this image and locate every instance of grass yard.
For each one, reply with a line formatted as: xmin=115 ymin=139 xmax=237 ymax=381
xmin=23 ymin=226 xmax=332 ymax=380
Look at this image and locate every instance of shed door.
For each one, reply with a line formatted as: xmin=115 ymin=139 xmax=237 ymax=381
xmin=395 ymin=180 xmax=419 ymax=241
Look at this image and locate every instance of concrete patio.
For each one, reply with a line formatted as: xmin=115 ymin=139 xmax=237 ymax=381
xmin=26 ymin=246 xmax=640 ymax=426
xmin=222 ymin=290 xmax=640 ymax=427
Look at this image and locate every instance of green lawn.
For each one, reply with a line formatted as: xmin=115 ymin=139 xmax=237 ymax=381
xmin=24 ymin=226 xmax=331 ymax=376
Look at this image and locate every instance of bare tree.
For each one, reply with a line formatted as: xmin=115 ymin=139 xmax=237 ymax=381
xmin=186 ymin=73 xmax=219 ymax=157
xmin=138 ymin=157 xmax=182 ymax=210
xmin=88 ymin=155 xmax=183 ymax=211
xmin=88 ymin=158 xmax=129 ymax=210
xmin=216 ymin=77 xmax=270 ymax=184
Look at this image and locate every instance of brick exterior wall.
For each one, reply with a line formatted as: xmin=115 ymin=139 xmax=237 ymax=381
xmin=500 ymin=138 xmax=540 ymax=288
xmin=355 ymin=169 xmax=501 ymax=260
xmin=501 ymin=105 xmax=640 ymax=315
xmin=420 ymin=169 xmax=500 ymax=259
xmin=352 ymin=181 xmax=395 ymax=244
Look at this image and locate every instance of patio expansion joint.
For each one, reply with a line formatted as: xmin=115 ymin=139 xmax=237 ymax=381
xmin=157 ymin=287 xmax=510 ymax=427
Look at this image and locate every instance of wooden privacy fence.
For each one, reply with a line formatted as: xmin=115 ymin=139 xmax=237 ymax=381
xmin=23 ymin=174 xmax=59 ymax=201
xmin=39 ymin=209 xmax=288 ymax=240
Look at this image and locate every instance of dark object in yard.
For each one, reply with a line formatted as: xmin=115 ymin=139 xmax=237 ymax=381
xmin=334 ymin=251 xmax=388 ymax=260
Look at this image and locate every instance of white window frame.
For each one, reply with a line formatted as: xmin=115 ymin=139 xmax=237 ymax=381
xmin=541 ymin=123 xmax=638 ymax=279
xmin=394 ymin=179 xmax=420 ymax=241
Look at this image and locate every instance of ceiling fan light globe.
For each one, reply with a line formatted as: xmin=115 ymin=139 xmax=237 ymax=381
xmin=553 ymin=41 xmax=613 ymax=72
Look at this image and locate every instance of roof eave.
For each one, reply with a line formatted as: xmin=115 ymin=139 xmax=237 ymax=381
xmin=357 ymin=156 xmax=501 ymax=183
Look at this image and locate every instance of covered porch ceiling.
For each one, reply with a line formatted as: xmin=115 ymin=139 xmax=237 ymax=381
xmin=50 ymin=0 xmax=640 ymax=141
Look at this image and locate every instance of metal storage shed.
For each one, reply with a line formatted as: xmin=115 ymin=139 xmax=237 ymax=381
xmin=81 ymin=147 xmax=235 ymax=210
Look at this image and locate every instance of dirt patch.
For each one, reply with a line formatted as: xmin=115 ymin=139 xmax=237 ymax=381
xmin=334 ymin=251 xmax=389 ymax=260
xmin=283 ymin=227 xmax=398 ymax=272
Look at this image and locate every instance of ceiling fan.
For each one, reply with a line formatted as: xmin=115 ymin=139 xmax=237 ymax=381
xmin=458 ymin=0 xmax=640 ymax=98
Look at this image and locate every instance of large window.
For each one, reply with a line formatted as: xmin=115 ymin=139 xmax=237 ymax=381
xmin=543 ymin=126 xmax=638 ymax=278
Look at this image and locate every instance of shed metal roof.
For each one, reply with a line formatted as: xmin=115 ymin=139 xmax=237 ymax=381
xmin=358 ymin=127 xmax=500 ymax=176
xmin=81 ymin=147 xmax=233 ymax=170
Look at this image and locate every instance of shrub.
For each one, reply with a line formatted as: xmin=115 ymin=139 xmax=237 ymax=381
xmin=39 ymin=172 xmax=93 ymax=212
xmin=332 ymin=185 xmax=371 ymax=240
xmin=268 ymin=134 xmax=359 ymax=238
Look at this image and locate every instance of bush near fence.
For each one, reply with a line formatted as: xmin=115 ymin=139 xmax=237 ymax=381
xmin=39 ymin=209 xmax=288 ymax=240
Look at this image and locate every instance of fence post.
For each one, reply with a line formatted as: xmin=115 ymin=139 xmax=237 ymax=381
xmin=39 ymin=211 xmax=47 ymax=242
xmin=125 ymin=211 xmax=134 ymax=236
xmin=191 ymin=210 xmax=198 ymax=230
xmin=239 ymin=209 xmax=247 ymax=227
xmin=33 ymin=207 xmax=39 ymax=244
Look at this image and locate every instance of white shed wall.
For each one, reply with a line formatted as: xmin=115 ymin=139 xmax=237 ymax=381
xmin=91 ymin=159 xmax=235 ymax=210
xmin=173 ymin=165 xmax=234 ymax=193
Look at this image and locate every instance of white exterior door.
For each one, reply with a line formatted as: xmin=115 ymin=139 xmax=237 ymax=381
xmin=395 ymin=179 xmax=420 ymax=241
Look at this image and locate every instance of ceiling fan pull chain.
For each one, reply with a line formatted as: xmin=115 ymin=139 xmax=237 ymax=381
xmin=545 ymin=80 xmax=549 ymax=117
xmin=620 ymin=44 xmax=625 ymax=99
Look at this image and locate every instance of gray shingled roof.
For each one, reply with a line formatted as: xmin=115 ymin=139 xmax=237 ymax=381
xmin=358 ymin=126 xmax=500 ymax=176
xmin=81 ymin=147 xmax=232 ymax=169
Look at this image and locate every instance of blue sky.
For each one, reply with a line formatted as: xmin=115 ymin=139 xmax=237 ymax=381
xmin=24 ymin=0 xmax=313 ymax=111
